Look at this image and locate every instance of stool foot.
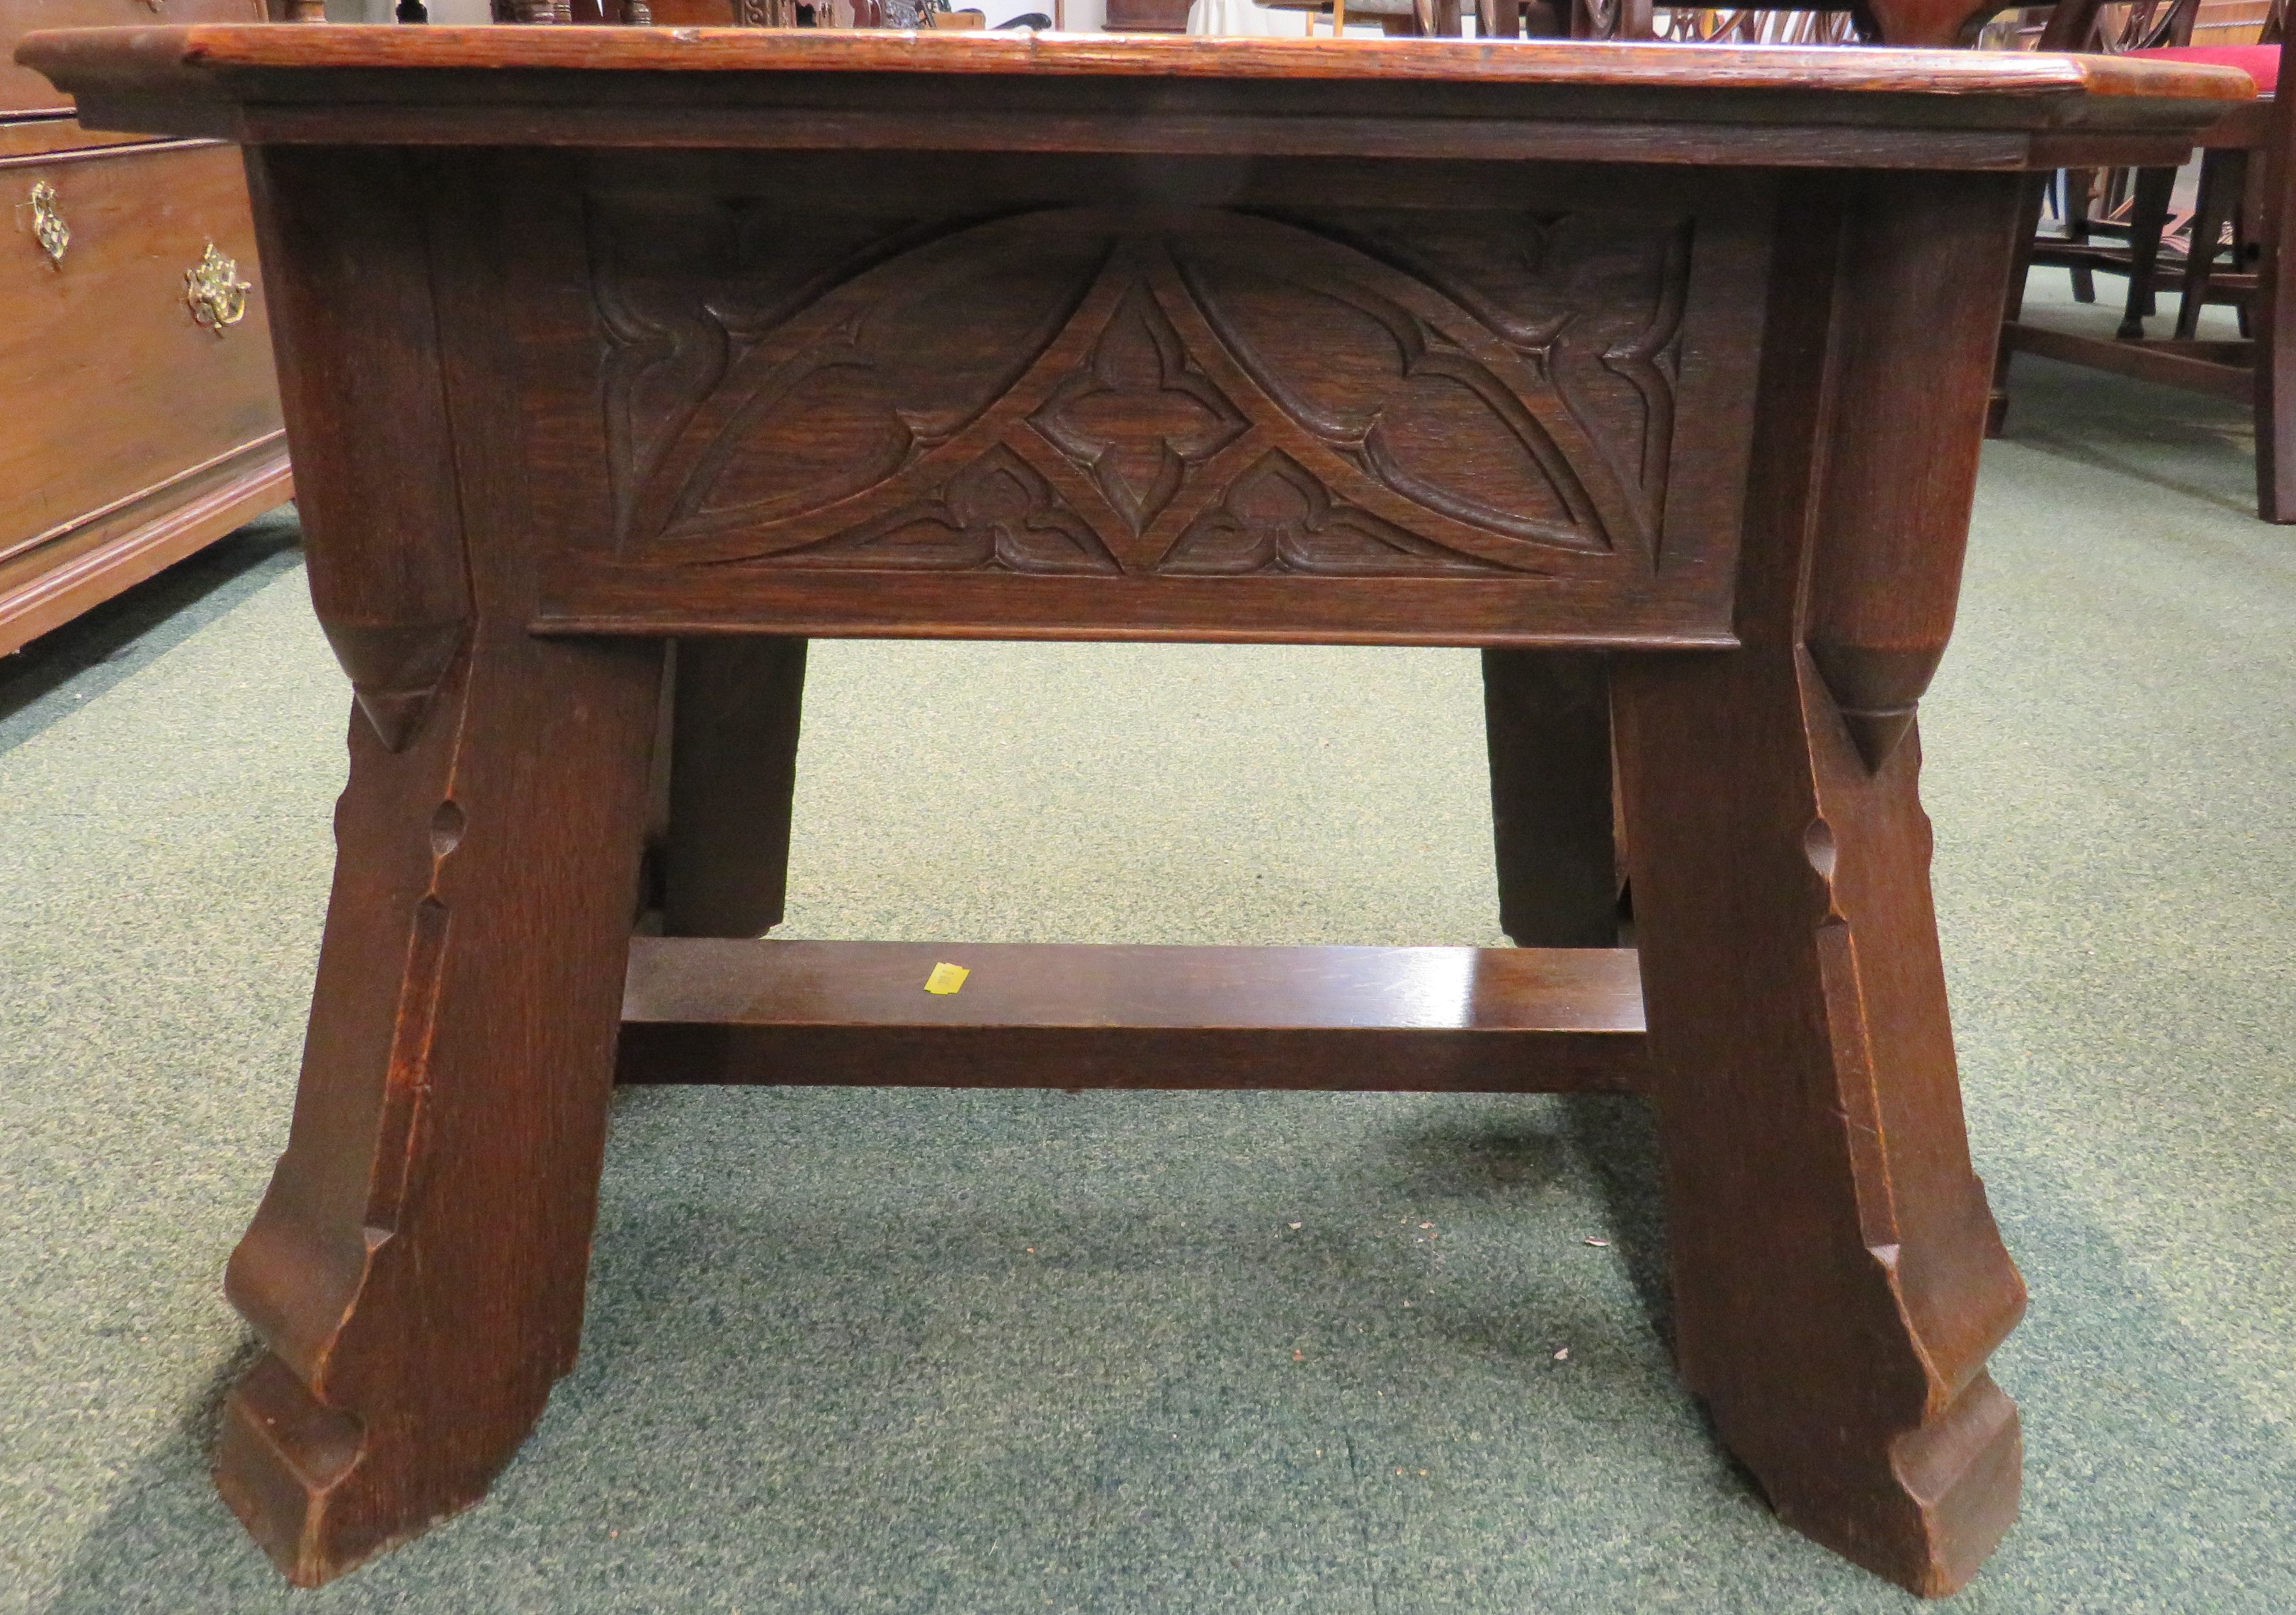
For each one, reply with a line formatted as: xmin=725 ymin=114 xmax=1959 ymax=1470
xmin=1722 ymin=1368 xmax=2020 ymax=1597
xmin=213 ymin=1351 xmax=462 ymax=1588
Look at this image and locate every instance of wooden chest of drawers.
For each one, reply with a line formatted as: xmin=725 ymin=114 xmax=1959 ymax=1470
xmin=0 ymin=0 xmax=289 ymax=658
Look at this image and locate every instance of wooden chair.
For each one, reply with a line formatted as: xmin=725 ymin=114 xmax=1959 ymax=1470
xmin=1251 ymin=0 xmax=1461 ymax=37
xmin=1656 ymin=6 xmax=1861 ymax=42
xmin=1475 ymin=0 xmax=1648 ymax=39
xmin=1251 ymin=0 xmax=1645 ymax=38
xmin=2019 ymin=0 xmax=2210 ymax=338
xmin=1996 ymin=0 xmax=2296 ymax=520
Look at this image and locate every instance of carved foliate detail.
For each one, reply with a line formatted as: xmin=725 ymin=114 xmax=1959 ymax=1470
xmin=1248 ymin=210 xmax=1693 ymax=550
xmin=771 ymin=446 xmax=1119 ymax=574
xmin=587 ymin=202 xmax=1697 ymax=581
xmin=1161 ymin=451 xmax=1506 ymax=577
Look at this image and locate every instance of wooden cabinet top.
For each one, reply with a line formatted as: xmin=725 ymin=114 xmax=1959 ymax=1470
xmin=0 ymin=0 xmax=258 ymax=117
xmin=17 ymin=26 xmax=2251 ymax=168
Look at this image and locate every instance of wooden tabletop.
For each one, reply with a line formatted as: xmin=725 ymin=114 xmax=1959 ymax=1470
xmin=16 ymin=27 xmax=2251 ymax=169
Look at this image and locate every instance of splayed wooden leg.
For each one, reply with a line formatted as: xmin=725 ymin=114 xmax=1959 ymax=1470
xmin=1610 ymin=166 xmax=2029 ymax=1597
xmin=657 ymin=635 xmax=809 ymax=939
xmin=1616 ymin=651 xmax=2024 ymax=1597
xmin=217 ymin=144 xmax=667 ymax=1586
xmin=1482 ymin=648 xmax=1620 ymax=948
xmin=215 ymin=625 xmax=664 ymax=1586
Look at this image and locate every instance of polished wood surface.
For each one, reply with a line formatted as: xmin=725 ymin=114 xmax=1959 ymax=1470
xmin=18 ymin=24 xmax=2237 ymax=1599
xmin=23 ymin=28 xmax=2245 ymax=171
xmin=0 ymin=0 xmax=287 ymax=657
xmin=620 ymin=937 xmax=1650 ymax=1089
xmin=0 ymin=0 xmax=261 ymax=113
xmin=1615 ymin=171 xmax=2030 ymax=1594
xmin=21 ymin=25 xmax=2254 ymax=105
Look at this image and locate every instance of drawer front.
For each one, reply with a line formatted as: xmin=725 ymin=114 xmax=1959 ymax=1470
xmin=0 ymin=136 xmax=281 ymax=565
xmin=0 ymin=0 xmax=266 ymax=115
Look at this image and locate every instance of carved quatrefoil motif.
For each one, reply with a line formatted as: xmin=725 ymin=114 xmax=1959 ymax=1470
xmin=1028 ymin=281 xmax=1246 ymax=535
xmin=590 ymin=203 xmax=1693 ymax=579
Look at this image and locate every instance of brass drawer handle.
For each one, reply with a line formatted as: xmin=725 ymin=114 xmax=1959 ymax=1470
xmin=27 ymin=181 xmax=67 ymax=268
xmin=185 ymin=243 xmax=251 ymax=334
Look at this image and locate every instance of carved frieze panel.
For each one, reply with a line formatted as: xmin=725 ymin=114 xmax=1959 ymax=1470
xmin=586 ymin=200 xmax=1699 ymax=582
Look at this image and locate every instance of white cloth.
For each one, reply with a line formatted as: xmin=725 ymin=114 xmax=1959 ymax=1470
xmin=1187 ymin=0 xmax=1313 ymax=34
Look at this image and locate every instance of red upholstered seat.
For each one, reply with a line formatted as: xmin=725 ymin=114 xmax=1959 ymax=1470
xmin=2122 ymin=44 xmax=2278 ymax=96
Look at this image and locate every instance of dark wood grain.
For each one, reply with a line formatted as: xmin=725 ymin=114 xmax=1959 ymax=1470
xmin=619 ymin=937 xmax=1649 ymax=1090
xmin=1802 ymin=169 xmax=2023 ymax=771
xmin=1613 ymin=172 xmax=2028 ymax=1597
xmin=13 ymin=29 xmax=2231 ymax=1600
xmin=242 ymin=146 xmax=465 ymax=750
xmin=0 ymin=0 xmax=259 ymax=115
xmin=659 ymin=635 xmax=807 ymax=937
xmin=13 ymin=29 xmax=2251 ymax=174
xmin=1482 ymin=649 xmax=1620 ymax=946
xmin=11 ymin=26 xmax=2254 ymax=103
xmin=212 ymin=152 xmax=667 ymax=1587
xmin=521 ymin=154 xmax=1768 ymax=646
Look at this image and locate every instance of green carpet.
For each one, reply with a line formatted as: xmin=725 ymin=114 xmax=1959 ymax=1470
xmin=2 ymin=270 xmax=2292 ymax=1611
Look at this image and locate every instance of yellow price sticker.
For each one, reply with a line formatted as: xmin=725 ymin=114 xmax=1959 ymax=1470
xmin=924 ymin=961 xmax=970 ymax=995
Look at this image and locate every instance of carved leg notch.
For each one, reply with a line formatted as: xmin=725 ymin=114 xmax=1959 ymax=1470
xmin=1606 ymin=168 xmax=2030 ymax=1597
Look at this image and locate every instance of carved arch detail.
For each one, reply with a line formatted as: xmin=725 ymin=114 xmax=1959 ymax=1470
xmin=587 ymin=200 xmax=1695 ymax=579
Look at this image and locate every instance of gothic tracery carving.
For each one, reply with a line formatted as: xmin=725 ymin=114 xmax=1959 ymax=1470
xmin=586 ymin=201 xmax=1697 ymax=580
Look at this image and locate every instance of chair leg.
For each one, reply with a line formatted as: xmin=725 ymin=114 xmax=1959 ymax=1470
xmin=2064 ymin=168 xmax=2098 ymax=302
xmin=2118 ymin=166 xmax=2176 ymax=339
xmin=1482 ymin=649 xmax=1620 ymax=948
xmin=2237 ymin=149 xmax=2266 ymax=338
xmin=2255 ymin=108 xmax=2296 ymax=521
xmin=2176 ymin=149 xmax=2244 ymax=341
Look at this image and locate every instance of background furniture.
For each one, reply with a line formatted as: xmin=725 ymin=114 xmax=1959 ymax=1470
xmin=1996 ymin=0 xmax=2296 ymax=518
xmin=1103 ymin=0 xmax=1190 ymax=28
xmin=20 ymin=21 xmax=2240 ymax=1600
xmin=0 ymin=0 xmax=288 ymax=659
